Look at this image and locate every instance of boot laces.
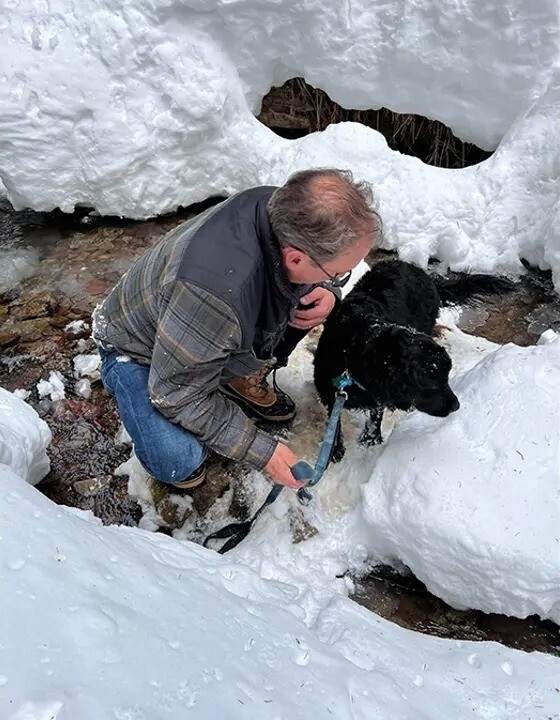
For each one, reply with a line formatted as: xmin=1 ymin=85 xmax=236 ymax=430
xmin=250 ymin=366 xmax=271 ymax=398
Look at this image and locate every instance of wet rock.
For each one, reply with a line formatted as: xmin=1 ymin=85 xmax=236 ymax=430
xmin=145 ymin=477 xmax=194 ymax=529
xmin=0 ymin=329 xmax=21 ymax=348
xmin=191 ymin=459 xmax=232 ymax=516
xmin=74 ymin=474 xmax=113 ymax=497
xmin=49 ymin=313 xmax=72 ymax=329
xmin=157 ymin=496 xmax=194 ymax=528
xmin=51 ymin=397 xmax=105 ymax=421
xmin=9 ymin=317 xmax=52 ymax=342
xmin=9 ymin=290 xmax=57 ymax=320
xmin=228 ymin=474 xmax=252 ymax=520
xmin=289 ymin=507 xmax=318 ymax=543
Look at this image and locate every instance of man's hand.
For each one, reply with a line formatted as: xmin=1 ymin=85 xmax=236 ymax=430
xmin=289 ymin=286 xmax=336 ymax=330
xmin=265 ymin=442 xmax=305 ymax=489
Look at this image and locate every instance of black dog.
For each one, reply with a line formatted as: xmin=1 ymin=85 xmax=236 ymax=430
xmin=313 ymin=259 xmax=514 ymax=461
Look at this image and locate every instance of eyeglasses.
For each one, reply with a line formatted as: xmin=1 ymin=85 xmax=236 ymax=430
xmin=308 ymin=255 xmax=352 ymax=288
xmin=289 ymin=245 xmax=352 ymax=288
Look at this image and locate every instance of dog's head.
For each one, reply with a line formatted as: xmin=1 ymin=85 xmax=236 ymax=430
xmin=357 ymin=326 xmax=460 ymax=417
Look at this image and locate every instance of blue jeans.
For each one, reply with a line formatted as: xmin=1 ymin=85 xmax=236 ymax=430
xmin=99 ymin=326 xmax=308 ymax=485
xmin=100 ymin=349 xmax=207 ymax=484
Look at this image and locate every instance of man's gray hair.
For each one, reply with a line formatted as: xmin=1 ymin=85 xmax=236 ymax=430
xmin=267 ymin=168 xmax=382 ymax=263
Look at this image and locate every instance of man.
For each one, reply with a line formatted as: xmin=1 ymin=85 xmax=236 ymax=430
xmin=93 ymin=168 xmax=381 ymax=494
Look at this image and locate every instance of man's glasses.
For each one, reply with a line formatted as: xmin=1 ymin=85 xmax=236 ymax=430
xmin=308 ymin=254 xmax=352 ymax=288
xmin=289 ymin=245 xmax=352 ymax=288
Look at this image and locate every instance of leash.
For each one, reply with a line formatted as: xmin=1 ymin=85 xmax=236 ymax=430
xmin=203 ymin=372 xmax=354 ymax=554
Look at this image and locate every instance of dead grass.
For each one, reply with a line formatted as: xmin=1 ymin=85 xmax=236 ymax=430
xmin=258 ymin=78 xmax=490 ymax=169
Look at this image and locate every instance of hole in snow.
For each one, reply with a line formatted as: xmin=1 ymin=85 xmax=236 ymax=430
xmin=257 ymin=78 xmax=492 ymax=169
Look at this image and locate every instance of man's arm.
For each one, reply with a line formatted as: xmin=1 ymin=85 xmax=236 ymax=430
xmin=147 ymin=281 xmax=277 ymax=469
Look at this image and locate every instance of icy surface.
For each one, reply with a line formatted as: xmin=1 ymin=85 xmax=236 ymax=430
xmin=1 ymin=473 xmax=557 ymax=720
xmin=0 ymin=388 xmax=51 ymax=485
xmin=1 ymin=1 xmax=559 ymax=286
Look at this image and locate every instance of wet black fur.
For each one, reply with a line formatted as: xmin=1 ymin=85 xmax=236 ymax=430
xmin=313 ymin=259 xmax=514 ymax=461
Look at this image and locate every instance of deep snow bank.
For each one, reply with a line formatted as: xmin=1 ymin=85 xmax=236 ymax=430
xmin=1 ymin=1 xmax=559 ymax=286
xmin=0 ymin=387 xmax=51 ymax=485
xmin=362 ymin=332 xmax=560 ymax=622
xmin=1 ymin=474 xmax=557 ymax=720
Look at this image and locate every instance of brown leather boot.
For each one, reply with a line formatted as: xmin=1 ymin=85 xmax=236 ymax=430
xmin=222 ymin=367 xmax=296 ymax=423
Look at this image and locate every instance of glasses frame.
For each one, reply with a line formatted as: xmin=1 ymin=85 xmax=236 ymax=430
xmin=290 ymin=246 xmax=352 ymax=288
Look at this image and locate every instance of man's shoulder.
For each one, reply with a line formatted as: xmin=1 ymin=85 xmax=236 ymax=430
xmin=176 ymin=187 xmax=275 ymax=301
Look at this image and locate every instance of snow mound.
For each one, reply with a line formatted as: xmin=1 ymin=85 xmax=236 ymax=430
xmin=1 ymin=2 xmax=559 ymax=286
xmin=0 ymin=387 xmax=52 ymax=485
xmin=362 ymin=334 xmax=560 ymax=622
xmin=1 ymin=474 xmax=557 ymax=720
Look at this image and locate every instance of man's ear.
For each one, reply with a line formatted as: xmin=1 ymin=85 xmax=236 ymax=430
xmin=281 ymin=247 xmax=305 ymax=268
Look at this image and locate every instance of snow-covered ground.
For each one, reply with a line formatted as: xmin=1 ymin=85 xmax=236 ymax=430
xmin=1 ymin=467 xmax=558 ymax=719
xmin=210 ymin=317 xmax=559 ymax=626
xmin=1 ymin=1 xmax=559 ymax=287
xmin=2 ymin=1 xmax=560 ymax=715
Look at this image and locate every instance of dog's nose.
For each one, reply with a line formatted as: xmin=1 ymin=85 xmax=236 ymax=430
xmin=449 ymin=395 xmax=460 ymax=413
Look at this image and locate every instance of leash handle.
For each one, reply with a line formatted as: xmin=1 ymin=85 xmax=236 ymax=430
xmin=291 ymin=461 xmax=315 ymax=505
xmin=291 ymin=460 xmax=315 ymax=483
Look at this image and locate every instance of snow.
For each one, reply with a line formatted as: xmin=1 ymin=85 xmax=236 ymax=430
xmin=63 ymin=319 xmax=89 ymax=335
xmin=1 ymin=1 xmax=560 ymax=713
xmin=1 ymin=282 xmax=560 ymax=718
xmin=75 ymin=378 xmax=92 ymax=400
xmin=362 ymin=328 xmax=560 ymax=623
xmin=72 ymin=352 xmax=101 ymax=378
xmin=0 ymin=388 xmax=51 ymax=486
xmin=187 ymin=316 xmax=558 ymax=625
xmin=36 ymin=370 xmax=66 ymax=402
xmin=1 ymin=472 xmax=558 ymax=720
xmin=1 ymin=1 xmax=559 ymax=287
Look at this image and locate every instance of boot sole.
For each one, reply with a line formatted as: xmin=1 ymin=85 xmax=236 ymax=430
xmin=221 ymin=386 xmax=297 ymax=423
xmin=170 ymin=468 xmax=207 ymax=491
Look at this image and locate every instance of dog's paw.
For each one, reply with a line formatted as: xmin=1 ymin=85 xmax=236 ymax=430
xmin=359 ymin=430 xmax=382 ymax=447
xmin=331 ymin=444 xmax=346 ymax=463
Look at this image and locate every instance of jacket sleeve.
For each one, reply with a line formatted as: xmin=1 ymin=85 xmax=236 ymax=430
xmin=147 ymin=281 xmax=277 ymax=469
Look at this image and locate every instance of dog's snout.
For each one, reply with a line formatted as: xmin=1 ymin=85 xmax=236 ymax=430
xmin=449 ymin=395 xmax=460 ymax=413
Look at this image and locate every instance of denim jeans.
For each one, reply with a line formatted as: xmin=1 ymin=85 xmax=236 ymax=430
xmin=100 ymin=349 xmax=207 ymax=484
xmin=98 ymin=326 xmax=307 ymax=485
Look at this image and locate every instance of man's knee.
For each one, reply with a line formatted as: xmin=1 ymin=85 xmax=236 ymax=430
xmin=135 ymin=436 xmax=207 ymax=485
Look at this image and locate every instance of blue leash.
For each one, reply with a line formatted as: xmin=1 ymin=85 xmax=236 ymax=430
xmin=203 ymin=373 xmax=353 ymax=553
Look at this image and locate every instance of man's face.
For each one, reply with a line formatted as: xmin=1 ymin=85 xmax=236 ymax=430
xmin=283 ymin=235 xmax=373 ymax=285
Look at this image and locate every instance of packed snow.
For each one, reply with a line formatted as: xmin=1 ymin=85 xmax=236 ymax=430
xmin=0 ymin=388 xmax=51 ymax=486
xmin=1 ymin=1 xmax=559 ymax=287
xmin=1 ymin=470 xmax=558 ymax=720
xmin=72 ymin=352 xmax=101 ymax=378
xmin=362 ymin=325 xmax=560 ymax=622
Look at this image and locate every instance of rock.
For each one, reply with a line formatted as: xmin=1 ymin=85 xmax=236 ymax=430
xmin=49 ymin=313 xmax=72 ymax=329
xmin=9 ymin=290 xmax=57 ymax=321
xmin=191 ymin=459 xmax=232 ymax=516
xmin=11 ymin=317 xmax=52 ymax=342
xmin=74 ymin=474 xmax=113 ymax=497
xmin=0 ymin=329 xmax=21 ymax=348
xmin=289 ymin=507 xmax=318 ymax=544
